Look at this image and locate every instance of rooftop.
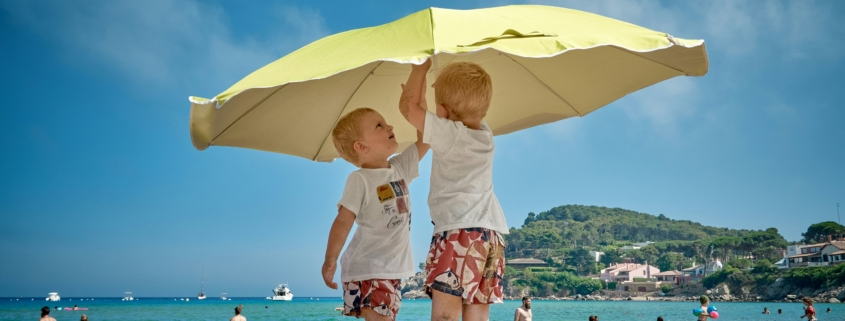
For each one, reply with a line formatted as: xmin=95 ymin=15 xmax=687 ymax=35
xmin=653 ymin=271 xmax=682 ymax=276
xmin=507 ymin=258 xmax=548 ymax=264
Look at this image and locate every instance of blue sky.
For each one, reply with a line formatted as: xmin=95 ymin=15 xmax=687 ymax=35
xmin=1 ymin=0 xmax=843 ymax=298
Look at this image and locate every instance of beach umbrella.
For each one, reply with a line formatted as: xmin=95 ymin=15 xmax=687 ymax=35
xmin=188 ymin=5 xmax=708 ymax=162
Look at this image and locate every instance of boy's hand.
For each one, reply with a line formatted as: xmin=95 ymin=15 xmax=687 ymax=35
xmin=322 ymin=260 xmax=338 ymax=289
xmin=412 ymin=58 xmax=432 ymax=73
xmin=399 ymin=58 xmax=431 ymax=132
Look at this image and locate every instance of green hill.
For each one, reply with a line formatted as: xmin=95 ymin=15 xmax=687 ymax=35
xmin=507 ymin=204 xmax=757 ymax=251
xmin=505 ymin=205 xmax=787 ymax=275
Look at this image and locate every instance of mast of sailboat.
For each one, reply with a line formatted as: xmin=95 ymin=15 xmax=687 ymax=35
xmin=200 ymin=266 xmax=205 ymax=294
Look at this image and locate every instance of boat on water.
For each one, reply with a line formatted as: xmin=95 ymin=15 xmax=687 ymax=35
xmin=45 ymin=292 xmax=60 ymax=302
xmin=122 ymin=292 xmax=134 ymax=301
xmin=197 ymin=266 xmax=206 ymax=300
xmin=269 ymin=284 xmax=293 ymax=301
xmin=220 ymin=293 xmax=227 ymax=300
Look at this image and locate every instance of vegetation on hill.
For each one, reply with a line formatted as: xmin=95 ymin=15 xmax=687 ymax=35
xmin=504 ymin=205 xmax=787 ymax=277
xmin=500 ymin=204 xmax=845 ymax=297
xmin=802 ymin=221 xmax=845 ymax=243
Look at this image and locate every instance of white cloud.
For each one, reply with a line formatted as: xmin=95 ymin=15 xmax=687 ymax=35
xmin=0 ymin=0 xmax=330 ymax=94
xmin=624 ymin=76 xmax=698 ymax=137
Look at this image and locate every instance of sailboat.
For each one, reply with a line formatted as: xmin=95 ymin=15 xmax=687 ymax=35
xmin=197 ymin=266 xmax=207 ymax=300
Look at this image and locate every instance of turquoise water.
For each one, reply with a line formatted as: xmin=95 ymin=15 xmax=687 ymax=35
xmin=1 ymin=297 xmax=841 ymax=320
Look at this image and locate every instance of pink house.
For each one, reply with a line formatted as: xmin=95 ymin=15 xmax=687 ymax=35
xmin=600 ymin=263 xmax=660 ymax=282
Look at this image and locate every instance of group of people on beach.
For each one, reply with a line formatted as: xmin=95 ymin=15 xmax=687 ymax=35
xmin=321 ymin=58 xmax=508 ymax=321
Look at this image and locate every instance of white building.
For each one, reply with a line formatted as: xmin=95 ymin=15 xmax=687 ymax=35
xmin=682 ymin=259 xmax=723 ymax=276
xmin=600 ymin=263 xmax=660 ymax=282
xmin=589 ymin=251 xmax=604 ymax=262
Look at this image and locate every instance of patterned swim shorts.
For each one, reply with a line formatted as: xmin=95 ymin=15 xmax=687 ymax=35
xmin=423 ymin=227 xmax=505 ymax=305
xmin=342 ymin=279 xmax=401 ymax=320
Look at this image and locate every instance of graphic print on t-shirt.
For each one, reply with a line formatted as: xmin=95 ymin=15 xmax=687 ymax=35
xmin=383 ymin=203 xmax=398 ymax=216
xmin=395 ymin=197 xmax=408 ymax=214
xmin=390 ymin=181 xmax=404 ymax=197
xmin=377 ymin=184 xmax=396 ymax=203
xmin=377 ymin=179 xmax=411 ymax=229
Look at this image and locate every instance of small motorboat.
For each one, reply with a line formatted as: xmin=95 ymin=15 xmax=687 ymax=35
xmin=46 ymin=293 xmax=60 ymax=302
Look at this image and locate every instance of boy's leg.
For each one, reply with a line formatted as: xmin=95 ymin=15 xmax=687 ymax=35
xmin=461 ymin=303 xmax=489 ymax=321
xmin=424 ymin=229 xmax=505 ymax=321
xmin=431 ymin=289 xmax=462 ymax=321
xmin=361 ymin=309 xmax=394 ymax=321
xmin=343 ymin=280 xmax=401 ymax=321
xmin=425 ymin=231 xmax=464 ymax=321
xmin=462 ymin=229 xmax=505 ymax=320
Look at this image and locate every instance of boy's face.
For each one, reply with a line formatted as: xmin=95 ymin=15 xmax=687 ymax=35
xmin=357 ymin=111 xmax=398 ymax=160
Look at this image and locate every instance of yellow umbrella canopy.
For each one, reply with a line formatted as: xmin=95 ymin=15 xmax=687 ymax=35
xmin=189 ymin=5 xmax=708 ymax=162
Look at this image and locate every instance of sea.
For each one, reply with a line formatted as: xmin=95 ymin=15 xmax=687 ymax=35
xmin=1 ymin=297 xmax=840 ymax=321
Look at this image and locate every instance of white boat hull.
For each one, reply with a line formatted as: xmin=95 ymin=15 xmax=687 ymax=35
xmin=271 ymin=293 xmax=293 ymax=301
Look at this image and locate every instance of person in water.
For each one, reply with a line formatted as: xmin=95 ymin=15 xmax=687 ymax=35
xmin=697 ymin=295 xmax=711 ymax=321
xmin=763 ymin=307 xmax=771 ymax=314
xmin=40 ymin=306 xmax=56 ymax=321
xmin=80 ymin=314 xmax=89 ymax=321
xmin=514 ymin=296 xmax=532 ymax=321
xmin=801 ymin=298 xmax=816 ymax=321
xmin=230 ymin=305 xmax=246 ymax=321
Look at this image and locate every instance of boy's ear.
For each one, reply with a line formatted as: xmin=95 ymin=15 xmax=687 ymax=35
xmin=353 ymin=141 xmax=368 ymax=153
xmin=438 ymin=104 xmax=449 ymax=118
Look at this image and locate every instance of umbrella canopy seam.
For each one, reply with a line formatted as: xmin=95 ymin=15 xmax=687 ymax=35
xmin=609 ymin=45 xmax=689 ymax=76
xmin=313 ymin=61 xmax=386 ymax=161
xmin=500 ymin=52 xmax=582 ymax=117
xmin=207 ymin=84 xmax=287 ymax=147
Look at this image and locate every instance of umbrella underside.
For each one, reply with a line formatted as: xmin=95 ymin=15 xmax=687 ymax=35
xmin=190 ymin=44 xmax=702 ymax=162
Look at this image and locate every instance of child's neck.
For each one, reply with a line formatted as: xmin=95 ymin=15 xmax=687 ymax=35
xmin=359 ymin=158 xmax=390 ymax=169
xmin=452 ymin=116 xmax=482 ymax=130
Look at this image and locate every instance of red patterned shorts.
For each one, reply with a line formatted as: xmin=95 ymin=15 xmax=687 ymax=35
xmin=423 ymin=227 xmax=505 ymax=305
xmin=342 ymin=279 xmax=401 ymax=320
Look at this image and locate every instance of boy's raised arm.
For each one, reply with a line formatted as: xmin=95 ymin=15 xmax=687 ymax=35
xmin=415 ymin=129 xmax=429 ymax=161
xmin=322 ymin=206 xmax=355 ymax=290
xmin=399 ymin=59 xmax=431 ymax=133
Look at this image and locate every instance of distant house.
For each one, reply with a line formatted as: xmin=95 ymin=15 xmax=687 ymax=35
xmin=507 ymin=258 xmax=549 ymax=270
xmin=652 ymin=271 xmax=682 ymax=284
xmin=676 ymin=259 xmax=723 ymax=284
xmin=589 ymin=251 xmax=604 ymax=262
xmin=619 ymin=241 xmax=654 ymax=252
xmin=600 ymin=263 xmax=660 ymax=282
xmin=682 ymin=259 xmax=723 ymax=276
xmin=788 ymin=241 xmax=845 ymax=268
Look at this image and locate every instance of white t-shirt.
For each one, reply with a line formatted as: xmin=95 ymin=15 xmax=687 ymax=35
xmin=337 ymin=145 xmax=419 ymax=282
xmin=422 ymin=111 xmax=508 ymax=234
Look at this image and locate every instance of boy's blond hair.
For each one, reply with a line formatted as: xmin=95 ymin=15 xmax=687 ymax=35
xmin=434 ymin=62 xmax=492 ymax=120
xmin=331 ymin=108 xmax=375 ymax=165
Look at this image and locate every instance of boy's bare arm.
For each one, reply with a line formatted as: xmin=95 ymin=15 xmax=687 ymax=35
xmin=322 ymin=206 xmax=355 ymax=289
xmin=415 ymin=129 xmax=429 ymax=160
xmin=399 ymin=59 xmax=431 ymax=133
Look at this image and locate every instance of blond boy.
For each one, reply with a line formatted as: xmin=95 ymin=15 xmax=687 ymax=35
xmin=322 ymin=108 xmax=429 ymax=321
xmin=399 ymin=59 xmax=508 ymax=321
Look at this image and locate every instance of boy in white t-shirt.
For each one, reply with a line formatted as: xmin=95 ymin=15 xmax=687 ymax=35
xmin=399 ymin=59 xmax=508 ymax=321
xmin=322 ymin=107 xmax=429 ymax=321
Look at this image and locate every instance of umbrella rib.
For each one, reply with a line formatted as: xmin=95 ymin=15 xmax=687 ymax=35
xmin=208 ymin=85 xmax=287 ymax=146
xmin=609 ymin=46 xmax=686 ymax=75
xmin=312 ymin=61 xmax=385 ymax=161
xmin=500 ymin=53 xmax=582 ymax=117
